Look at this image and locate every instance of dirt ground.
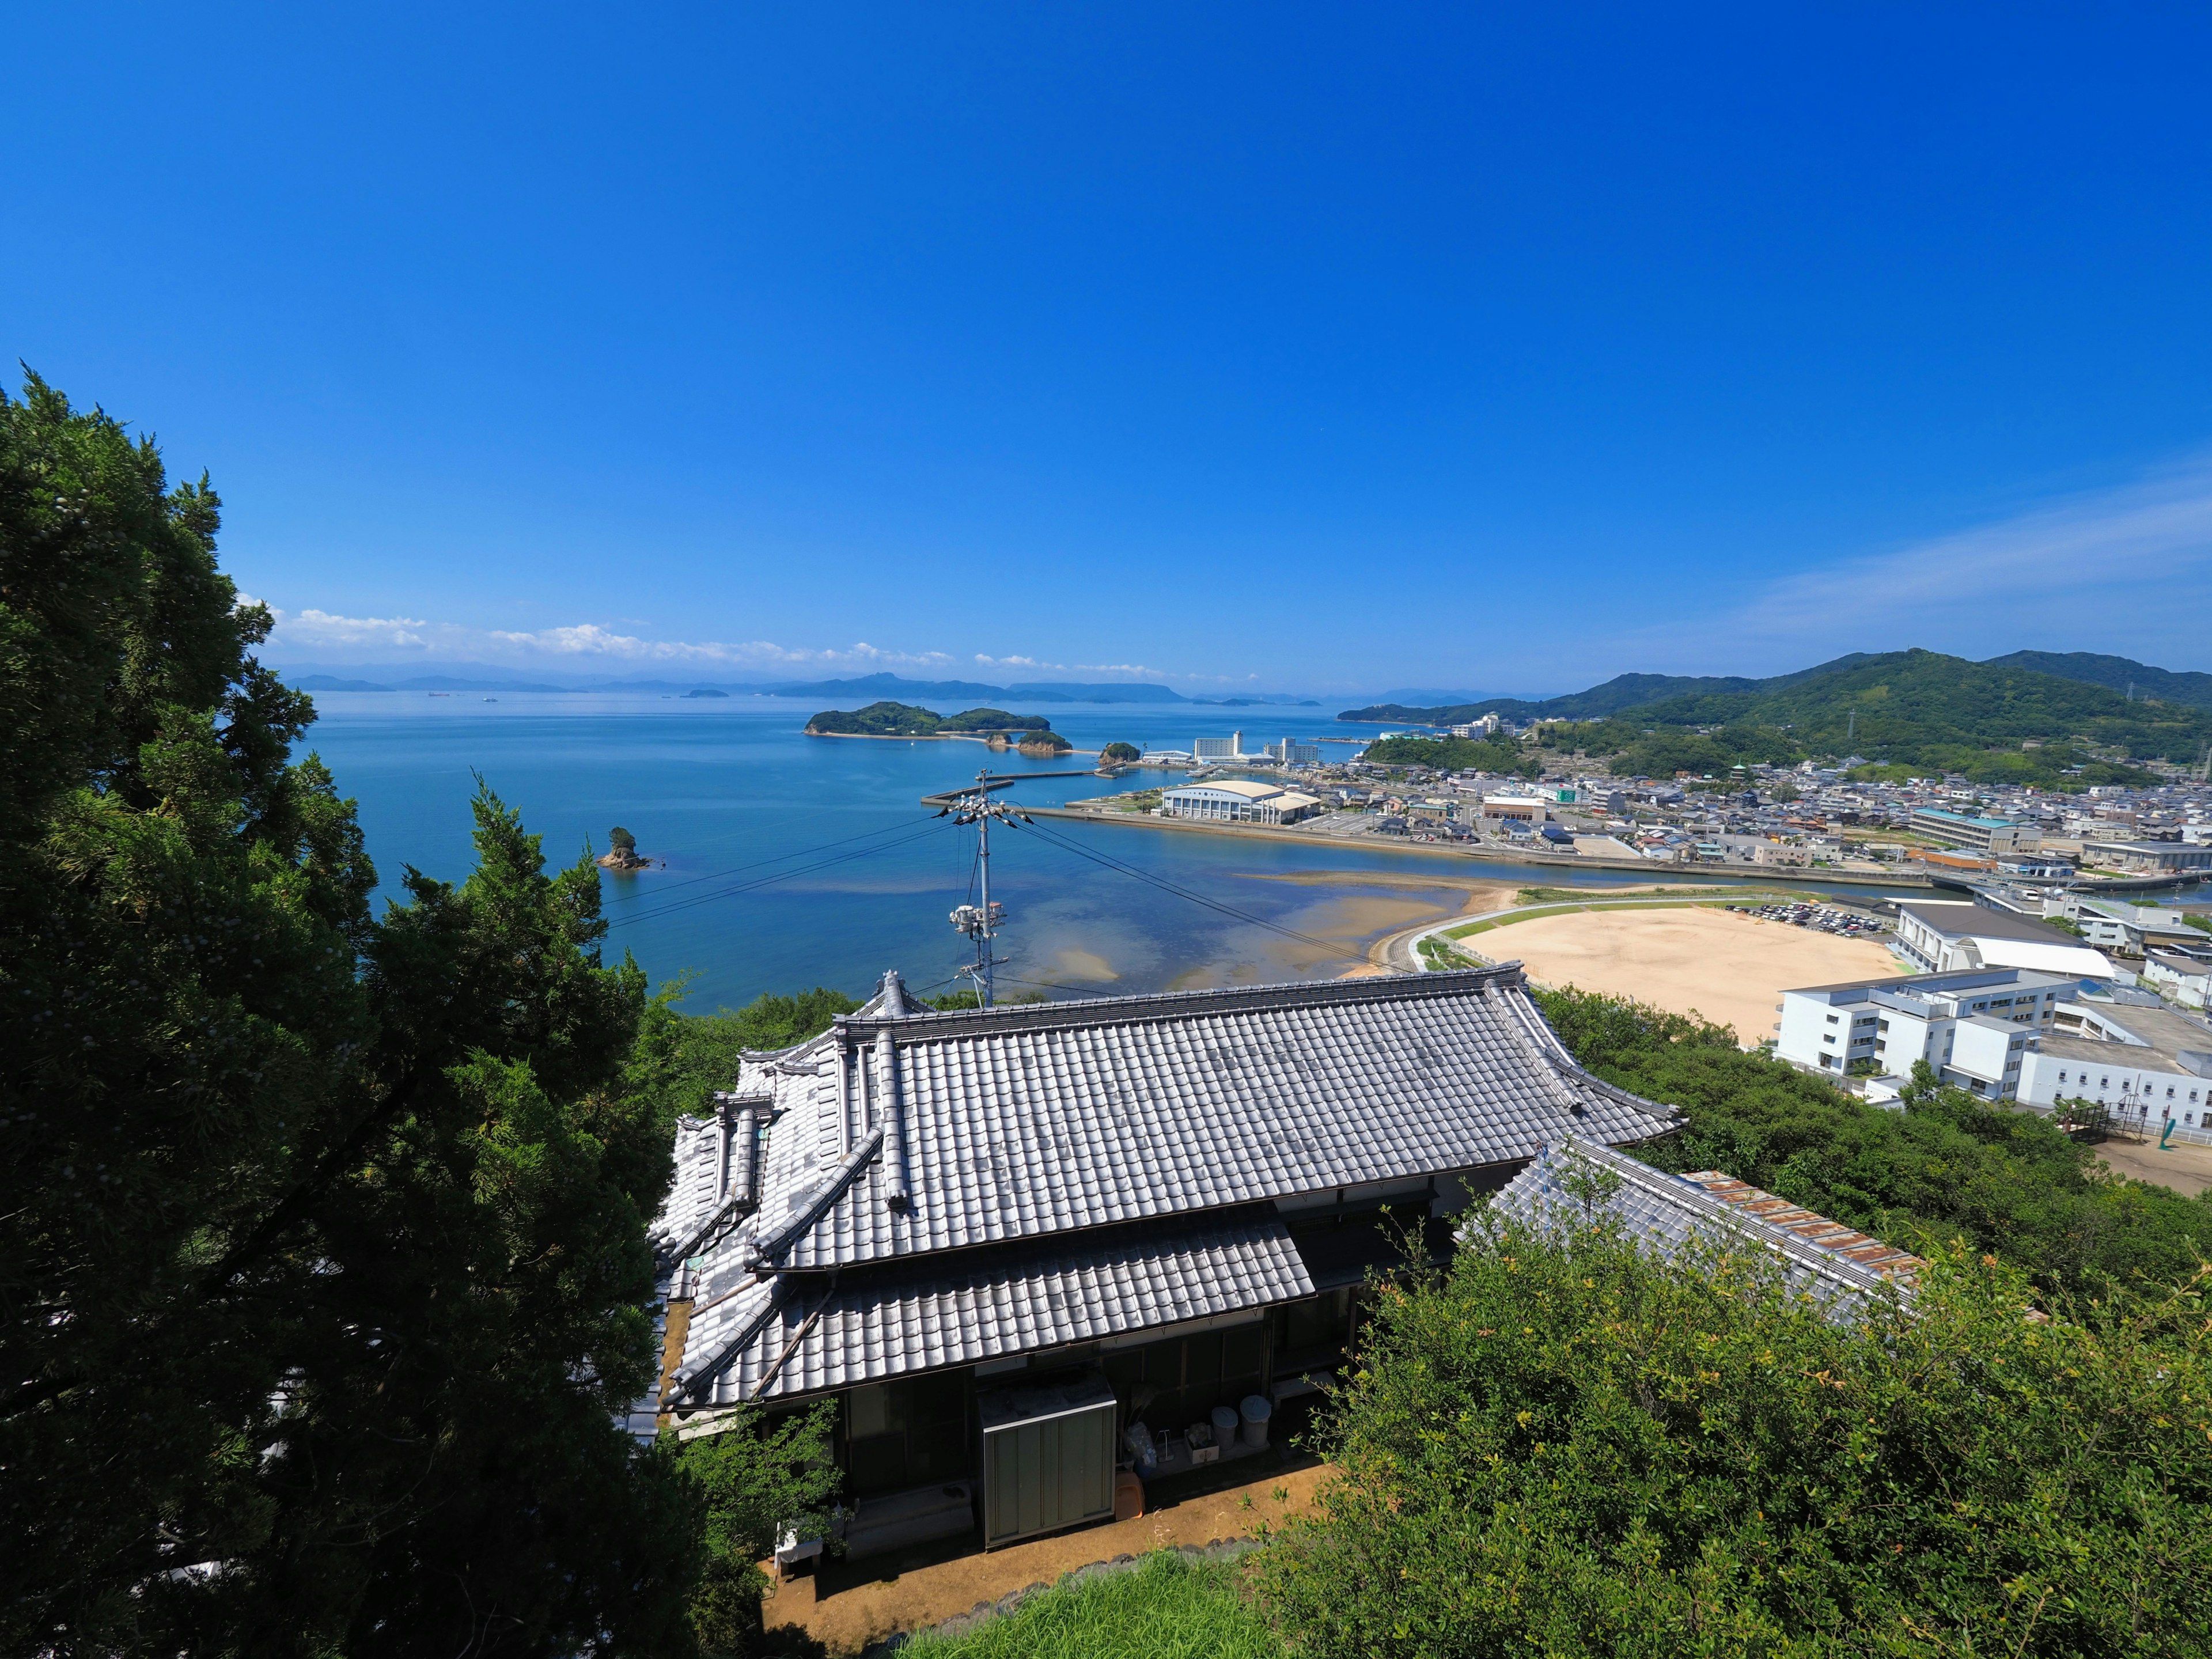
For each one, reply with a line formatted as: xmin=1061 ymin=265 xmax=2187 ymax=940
xmin=2091 ymin=1134 xmax=2212 ymax=1198
xmin=762 ymin=1461 xmax=1331 ymax=1655
xmin=1484 ymin=905 xmax=1903 ymax=1047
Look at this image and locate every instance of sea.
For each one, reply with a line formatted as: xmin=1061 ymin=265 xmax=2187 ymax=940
xmin=295 ymin=694 xmax=2113 ymax=1014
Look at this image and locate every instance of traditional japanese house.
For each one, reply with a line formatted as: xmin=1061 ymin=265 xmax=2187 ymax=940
xmin=648 ymin=964 xmax=1681 ymax=1560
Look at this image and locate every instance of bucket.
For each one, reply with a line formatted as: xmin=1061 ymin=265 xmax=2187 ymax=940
xmin=1209 ymin=1405 xmax=1240 ymax=1444
xmin=1240 ymin=1394 xmax=1272 ymax=1449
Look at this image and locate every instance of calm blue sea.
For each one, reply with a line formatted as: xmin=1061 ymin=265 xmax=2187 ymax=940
xmin=297 ymin=694 xmax=1915 ymax=1012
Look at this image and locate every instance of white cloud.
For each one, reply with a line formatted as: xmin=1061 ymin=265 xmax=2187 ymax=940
xmin=1725 ymin=454 xmax=2212 ymax=661
xmin=271 ymin=607 xmax=437 ymax=650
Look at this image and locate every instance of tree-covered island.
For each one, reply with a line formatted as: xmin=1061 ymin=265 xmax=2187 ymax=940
xmin=804 ymin=700 xmax=1074 ymax=751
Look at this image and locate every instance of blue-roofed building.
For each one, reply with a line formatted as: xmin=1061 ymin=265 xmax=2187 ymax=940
xmin=1908 ymin=807 xmax=2040 ymax=858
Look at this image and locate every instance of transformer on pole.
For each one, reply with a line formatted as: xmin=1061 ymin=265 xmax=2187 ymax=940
xmin=940 ymin=768 xmax=1031 ymax=1007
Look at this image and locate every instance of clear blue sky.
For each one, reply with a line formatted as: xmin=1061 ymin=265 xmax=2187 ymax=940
xmin=9 ymin=3 xmax=2212 ymax=694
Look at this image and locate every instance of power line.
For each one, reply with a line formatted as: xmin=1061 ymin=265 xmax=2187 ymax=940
xmin=602 ymin=813 xmax=946 ymax=907
xmin=605 ymin=819 xmax=954 ymax=929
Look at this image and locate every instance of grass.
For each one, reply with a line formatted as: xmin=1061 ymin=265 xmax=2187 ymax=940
xmin=1445 ymin=891 xmax=1808 ymax=940
xmin=900 ymin=1550 xmax=1283 ymax=1659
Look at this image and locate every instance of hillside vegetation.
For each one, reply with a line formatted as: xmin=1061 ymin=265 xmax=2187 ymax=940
xmin=1350 ymin=649 xmax=2212 ymax=785
xmin=805 ymin=700 xmax=1054 ymax=737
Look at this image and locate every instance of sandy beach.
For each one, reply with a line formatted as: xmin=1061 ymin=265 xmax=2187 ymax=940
xmin=1477 ymin=905 xmax=1903 ymax=1046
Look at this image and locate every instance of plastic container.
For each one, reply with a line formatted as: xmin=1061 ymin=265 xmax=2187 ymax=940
xmin=1210 ymin=1405 xmax=1241 ymax=1444
xmin=1240 ymin=1394 xmax=1272 ymax=1450
xmin=1124 ymin=1423 xmax=1157 ymax=1474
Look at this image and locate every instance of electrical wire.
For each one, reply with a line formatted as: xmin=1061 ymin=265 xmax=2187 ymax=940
xmin=602 ymin=813 xmax=947 ymax=906
xmin=605 ymin=819 xmax=955 ymax=929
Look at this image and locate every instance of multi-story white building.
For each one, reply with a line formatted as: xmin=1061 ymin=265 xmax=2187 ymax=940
xmin=1262 ymin=738 xmax=1321 ymax=766
xmin=1774 ymin=967 xmax=2077 ymax=1100
xmin=2144 ymin=950 xmax=2212 ymax=1012
xmin=1160 ymin=779 xmax=1321 ymax=825
xmin=2018 ymin=997 xmax=2212 ymax=1131
xmin=1191 ymin=732 xmax=1246 ymax=762
xmin=1480 ymin=794 xmax=1548 ymax=823
xmin=1908 ymin=808 xmax=2039 ymax=858
xmin=2073 ymin=900 xmax=2208 ymax=957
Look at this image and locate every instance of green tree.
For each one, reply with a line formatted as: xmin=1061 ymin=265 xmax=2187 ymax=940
xmin=1257 ymin=1212 xmax=2212 ymax=1658
xmin=673 ymin=1406 xmax=842 ymax=1657
xmin=611 ymin=823 xmax=639 ymax=856
xmin=1100 ymin=741 xmax=1142 ymax=763
xmin=1 ymin=376 xmax=702 ymax=1656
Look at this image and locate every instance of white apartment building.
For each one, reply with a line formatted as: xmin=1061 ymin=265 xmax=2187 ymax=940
xmin=1774 ymin=967 xmax=2077 ymax=1100
xmin=1262 ymin=738 xmax=1321 ymax=766
xmin=2018 ymin=998 xmax=2212 ymax=1131
xmin=1160 ymin=779 xmax=1322 ymax=825
xmin=2073 ymin=900 xmax=2207 ymax=957
xmin=1192 ymin=732 xmax=1246 ymax=762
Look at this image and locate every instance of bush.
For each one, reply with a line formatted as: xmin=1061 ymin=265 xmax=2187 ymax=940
xmin=1254 ymin=1209 xmax=2212 ymax=1658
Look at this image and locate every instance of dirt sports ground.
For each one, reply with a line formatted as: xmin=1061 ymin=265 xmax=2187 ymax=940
xmin=1485 ymin=905 xmax=1902 ymax=1047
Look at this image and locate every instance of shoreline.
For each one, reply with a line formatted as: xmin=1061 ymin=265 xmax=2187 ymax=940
xmin=1020 ymin=803 xmax=1943 ymax=889
xmin=809 ymin=730 xmax=1099 ymax=757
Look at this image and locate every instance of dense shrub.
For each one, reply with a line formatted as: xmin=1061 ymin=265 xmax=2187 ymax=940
xmin=1256 ymin=1206 xmax=2212 ymax=1658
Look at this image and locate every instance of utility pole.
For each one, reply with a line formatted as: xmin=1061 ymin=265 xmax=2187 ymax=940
xmin=941 ymin=768 xmax=1029 ymax=1007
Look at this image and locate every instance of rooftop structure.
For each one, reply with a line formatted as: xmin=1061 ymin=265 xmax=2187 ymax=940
xmin=2020 ymin=996 xmax=2212 ymax=1131
xmin=2080 ymin=841 xmax=2212 ymax=875
xmin=649 ymin=967 xmax=1679 ymax=1557
xmin=1891 ymin=900 xmax=2113 ymax=980
xmin=1487 ymin=1139 xmax=1921 ymax=1315
xmin=1161 ymin=778 xmax=1322 ymax=824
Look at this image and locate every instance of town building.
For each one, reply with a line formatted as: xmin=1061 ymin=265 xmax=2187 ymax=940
xmin=1262 ymin=738 xmax=1321 ymax=766
xmin=649 ymin=969 xmax=1681 ymax=1562
xmin=1191 ymin=732 xmax=1246 ymax=762
xmin=1890 ymin=900 xmax=2112 ymax=980
xmin=1774 ymin=966 xmax=2080 ymax=1099
xmin=1161 ymin=779 xmax=1322 ymax=824
xmin=2144 ymin=950 xmax=2212 ymax=1012
xmin=2018 ymin=997 xmax=2212 ymax=1131
xmin=2081 ymin=840 xmax=2212 ymax=875
xmin=2073 ymin=900 xmax=2208 ymax=957
xmin=1480 ymin=794 xmax=1548 ymax=823
xmin=1907 ymin=808 xmax=2040 ymax=858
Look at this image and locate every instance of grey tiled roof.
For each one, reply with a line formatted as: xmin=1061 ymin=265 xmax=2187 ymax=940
xmin=657 ymin=966 xmax=1683 ymax=1405
xmin=775 ymin=968 xmax=1676 ymax=1270
xmin=681 ymin=1211 xmax=1316 ymax=1406
xmin=1486 ymin=1139 xmax=1915 ymax=1313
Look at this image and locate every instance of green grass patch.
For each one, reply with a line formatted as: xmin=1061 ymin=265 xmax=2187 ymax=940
xmin=902 ymin=1550 xmax=1282 ymax=1659
xmin=1446 ymin=893 xmax=1805 ymax=940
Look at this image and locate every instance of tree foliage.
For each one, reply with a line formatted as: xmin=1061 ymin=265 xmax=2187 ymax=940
xmin=1 ymin=376 xmax=706 ymax=1656
xmin=1255 ymin=1211 xmax=2212 ymax=1657
xmin=1362 ymin=733 xmax=1538 ymax=776
xmin=1535 ymin=988 xmax=2212 ymax=1296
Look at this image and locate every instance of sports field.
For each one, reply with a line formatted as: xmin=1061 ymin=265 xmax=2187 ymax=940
xmin=1482 ymin=905 xmax=1902 ymax=1047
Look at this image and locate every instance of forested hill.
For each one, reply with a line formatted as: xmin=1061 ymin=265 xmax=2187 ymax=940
xmin=1354 ymin=649 xmax=2212 ymax=785
xmin=1342 ymin=656 xmax=1873 ymax=726
xmin=1985 ymin=650 xmax=2212 ymax=712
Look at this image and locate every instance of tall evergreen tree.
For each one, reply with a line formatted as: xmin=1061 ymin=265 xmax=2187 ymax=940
xmin=1 ymin=376 xmax=699 ymax=1655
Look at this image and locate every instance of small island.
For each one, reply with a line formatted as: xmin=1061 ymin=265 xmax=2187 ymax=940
xmin=683 ymin=687 xmax=729 ymax=699
xmin=597 ymin=825 xmax=653 ymax=870
xmin=804 ymin=700 xmax=1077 ymax=753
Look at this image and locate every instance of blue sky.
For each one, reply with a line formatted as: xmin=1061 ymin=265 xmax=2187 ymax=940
xmin=8 ymin=3 xmax=2212 ymax=694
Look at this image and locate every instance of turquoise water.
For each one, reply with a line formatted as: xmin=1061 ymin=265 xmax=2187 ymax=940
xmin=299 ymin=694 xmax=1904 ymax=1011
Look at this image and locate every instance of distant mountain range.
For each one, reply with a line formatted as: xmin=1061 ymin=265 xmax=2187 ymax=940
xmin=277 ymin=665 xmax=1323 ymax=706
xmin=1983 ymin=652 xmax=2212 ymax=713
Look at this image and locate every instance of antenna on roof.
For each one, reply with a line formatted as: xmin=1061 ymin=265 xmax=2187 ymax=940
xmin=943 ymin=767 xmax=1024 ymax=1006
